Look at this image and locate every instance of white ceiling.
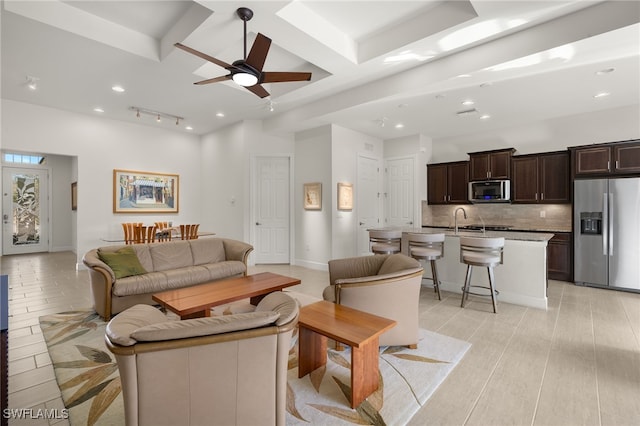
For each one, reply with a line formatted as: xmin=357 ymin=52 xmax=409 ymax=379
xmin=2 ymin=0 xmax=639 ymax=144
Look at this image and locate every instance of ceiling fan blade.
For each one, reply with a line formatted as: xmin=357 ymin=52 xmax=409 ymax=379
xmin=245 ymin=33 xmax=271 ymax=72
xmin=245 ymin=84 xmax=270 ymax=98
xmin=261 ymin=72 xmax=312 ymax=83
xmin=194 ymin=75 xmax=232 ymax=85
xmin=175 ymin=42 xmax=232 ymax=69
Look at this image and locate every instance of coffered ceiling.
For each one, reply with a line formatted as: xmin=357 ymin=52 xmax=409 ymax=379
xmin=2 ymin=1 xmax=639 ymax=141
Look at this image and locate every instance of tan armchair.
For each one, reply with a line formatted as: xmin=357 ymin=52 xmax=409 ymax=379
xmin=105 ymin=292 xmax=298 ymax=426
xmin=322 ymin=253 xmax=423 ymax=348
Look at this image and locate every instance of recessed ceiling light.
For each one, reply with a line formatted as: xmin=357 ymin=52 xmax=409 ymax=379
xmin=111 ymin=85 xmax=125 ymax=93
xmin=457 ymin=74 xmax=471 ymax=78
xmin=216 ymin=112 xmax=225 ymax=118
xmin=462 ymin=100 xmax=475 ymax=106
xmin=480 ymin=114 xmax=491 ymax=120
xmin=593 ymin=92 xmax=610 ymax=98
xmin=26 ymin=76 xmax=39 ymax=90
xmin=395 ymin=123 xmax=404 ymax=129
xmin=185 ymin=126 xmax=193 ymax=131
xmin=595 ymin=68 xmax=615 ymax=75
xmin=93 ymin=107 xmax=104 ymax=113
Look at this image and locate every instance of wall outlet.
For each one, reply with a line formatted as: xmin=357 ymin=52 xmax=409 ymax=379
xmin=540 ymin=210 xmax=546 ymax=218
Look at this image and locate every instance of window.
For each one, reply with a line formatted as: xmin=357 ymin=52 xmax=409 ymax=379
xmin=3 ymin=153 xmax=44 ymax=165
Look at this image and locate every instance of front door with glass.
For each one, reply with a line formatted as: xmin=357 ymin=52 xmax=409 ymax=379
xmin=2 ymin=167 xmax=49 ymax=255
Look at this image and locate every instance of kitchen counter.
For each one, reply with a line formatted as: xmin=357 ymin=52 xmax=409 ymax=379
xmin=370 ymin=227 xmax=550 ymax=310
xmin=419 ymin=226 xmax=554 ymax=242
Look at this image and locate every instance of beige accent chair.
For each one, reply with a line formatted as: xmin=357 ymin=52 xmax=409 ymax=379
xmin=105 ymin=292 xmax=299 ymax=426
xmin=322 ymin=253 xmax=423 ymax=348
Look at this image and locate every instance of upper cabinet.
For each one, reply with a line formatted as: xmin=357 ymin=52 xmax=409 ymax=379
xmin=468 ymin=148 xmax=515 ymax=180
xmin=571 ymin=140 xmax=640 ymax=177
xmin=427 ymin=161 xmax=469 ymax=204
xmin=512 ymin=151 xmax=570 ymax=203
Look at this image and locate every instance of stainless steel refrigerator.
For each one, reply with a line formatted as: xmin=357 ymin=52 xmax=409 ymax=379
xmin=574 ymin=178 xmax=640 ymax=291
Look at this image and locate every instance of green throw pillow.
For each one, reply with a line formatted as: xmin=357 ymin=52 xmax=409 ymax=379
xmin=98 ymin=247 xmax=147 ymax=279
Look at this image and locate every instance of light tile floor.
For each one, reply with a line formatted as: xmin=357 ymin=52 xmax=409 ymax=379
xmin=3 ymin=252 xmax=640 ymax=425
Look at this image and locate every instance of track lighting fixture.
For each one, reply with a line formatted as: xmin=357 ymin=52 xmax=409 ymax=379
xmin=129 ymin=107 xmax=183 ymax=125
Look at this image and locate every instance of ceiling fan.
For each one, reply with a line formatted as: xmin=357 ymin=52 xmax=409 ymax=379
xmin=175 ymin=7 xmax=312 ymax=98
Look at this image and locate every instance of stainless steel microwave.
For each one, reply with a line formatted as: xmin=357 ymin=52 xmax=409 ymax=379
xmin=468 ymin=180 xmax=511 ymax=203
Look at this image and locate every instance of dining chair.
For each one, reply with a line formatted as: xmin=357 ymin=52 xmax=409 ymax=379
xmin=180 ymin=224 xmax=199 ymax=240
xmin=134 ymin=225 xmax=157 ymax=244
xmin=154 ymin=221 xmax=172 ymax=242
xmin=121 ymin=223 xmax=142 ymax=245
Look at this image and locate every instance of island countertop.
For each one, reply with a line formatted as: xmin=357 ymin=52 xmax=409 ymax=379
xmin=371 ymin=226 xmax=554 ymax=242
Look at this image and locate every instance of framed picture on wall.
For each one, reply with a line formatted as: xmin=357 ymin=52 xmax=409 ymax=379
xmin=71 ymin=182 xmax=77 ymax=211
xmin=303 ymin=182 xmax=322 ymax=210
xmin=337 ymin=182 xmax=353 ymax=211
xmin=113 ymin=169 xmax=179 ymax=213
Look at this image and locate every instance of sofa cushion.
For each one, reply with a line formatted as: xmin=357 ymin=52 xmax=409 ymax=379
xmin=190 ymin=239 xmax=226 ymax=265
xmin=378 ymin=253 xmax=421 ymax=276
xmin=98 ymin=247 xmax=147 ymax=279
xmin=113 ymin=271 xmax=170 ymax=297
xmin=106 ymin=304 xmax=168 ymax=346
xmin=148 ymin=241 xmax=194 ymax=272
xmin=131 ymin=311 xmax=280 ymax=342
xmin=200 ymin=261 xmax=247 ymax=281
xmin=255 ymin=292 xmax=298 ymax=326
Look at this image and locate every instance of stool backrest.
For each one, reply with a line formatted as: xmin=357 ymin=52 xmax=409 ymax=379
xmin=407 ymin=232 xmax=444 ymax=254
xmin=369 ymin=230 xmax=402 ymax=242
xmin=369 ymin=230 xmax=402 ymax=253
xmin=459 ymin=237 xmax=504 ymax=264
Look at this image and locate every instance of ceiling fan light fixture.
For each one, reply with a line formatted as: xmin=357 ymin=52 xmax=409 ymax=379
xmin=233 ymin=72 xmax=258 ymax=87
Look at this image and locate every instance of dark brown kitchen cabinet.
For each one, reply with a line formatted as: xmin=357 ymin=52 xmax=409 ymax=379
xmin=469 ymin=148 xmax=515 ymax=180
xmin=512 ymin=151 xmax=570 ymax=203
xmin=547 ymin=233 xmax=572 ymax=281
xmin=572 ymin=140 xmax=640 ymax=177
xmin=427 ymin=161 xmax=469 ymax=204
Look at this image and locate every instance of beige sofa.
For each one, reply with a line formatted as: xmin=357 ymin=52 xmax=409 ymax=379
xmin=83 ymin=238 xmax=253 ymax=320
xmin=323 ymin=253 xmax=423 ymax=347
xmin=105 ymin=292 xmax=298 ymax=426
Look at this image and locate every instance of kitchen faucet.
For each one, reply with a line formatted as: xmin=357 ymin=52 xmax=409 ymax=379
xmin=454 ymin=207 xmax=467 ymax=234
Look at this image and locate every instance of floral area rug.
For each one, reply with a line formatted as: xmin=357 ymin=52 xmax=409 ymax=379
xmin=40 ymin=310 xmax=470 ymax=426
xmin=286 ymin=328 xmax=470 ymax=425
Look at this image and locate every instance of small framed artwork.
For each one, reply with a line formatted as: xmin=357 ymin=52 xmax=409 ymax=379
xmin=303 ymin=182 xmax=322 ymax=210
xmin=337 ymin=182 xmax=353 ymax=211
xmin=113 ymin=169 xmax=179 ymax=213
xmin=71 ymin=182 xmax=78 ymax=211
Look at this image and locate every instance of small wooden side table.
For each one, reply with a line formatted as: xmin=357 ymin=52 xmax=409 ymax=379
xmin=297 ymin=301 xmax=396 ymax=408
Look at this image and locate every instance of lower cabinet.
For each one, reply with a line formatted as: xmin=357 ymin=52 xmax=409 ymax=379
xmin=547 ymin=233 xmax=572 ymax=282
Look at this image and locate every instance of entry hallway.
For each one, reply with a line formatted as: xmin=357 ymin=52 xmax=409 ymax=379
xmin=4 ymin=251 xmax=640 ymax=425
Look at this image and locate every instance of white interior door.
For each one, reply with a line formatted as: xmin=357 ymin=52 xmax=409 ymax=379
xmin=385 ymin=157 xmax=415 ymax=227
xmin=2 ymin=167 xmax=49 ymax=255
xmin=357 ymin=155 xmax=380 ymax=256
xmin=254 ymin=157 xmax=290 ymax=264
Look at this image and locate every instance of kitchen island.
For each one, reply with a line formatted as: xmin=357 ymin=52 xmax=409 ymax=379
xmin=373 ymin=227 xmax=553 ymax=310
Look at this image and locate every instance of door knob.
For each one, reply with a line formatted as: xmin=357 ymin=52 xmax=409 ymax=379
xmin=256 ymin=222 xmax=262 ymax=226
xmin=359 ymin=222 xmax=365 ymax=225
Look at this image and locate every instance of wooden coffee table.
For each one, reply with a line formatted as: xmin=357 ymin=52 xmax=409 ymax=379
xmin=152 ymin=272 xmax=301 ymax=319
xmin=297 ymin=301 xmax=396 ymax=408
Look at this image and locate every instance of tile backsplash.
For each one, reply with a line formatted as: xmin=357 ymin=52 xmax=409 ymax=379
xmin=422 ymin=202 xmax=572 ymax=232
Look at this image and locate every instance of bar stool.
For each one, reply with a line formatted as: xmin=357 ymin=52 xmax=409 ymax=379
xmin=369 ymin=230 xmax=401 ymax=254
xmin=407 ymin=233 xmax=444 ymax=300
xmin=459 ymin=237 xmax=504 ymax=313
